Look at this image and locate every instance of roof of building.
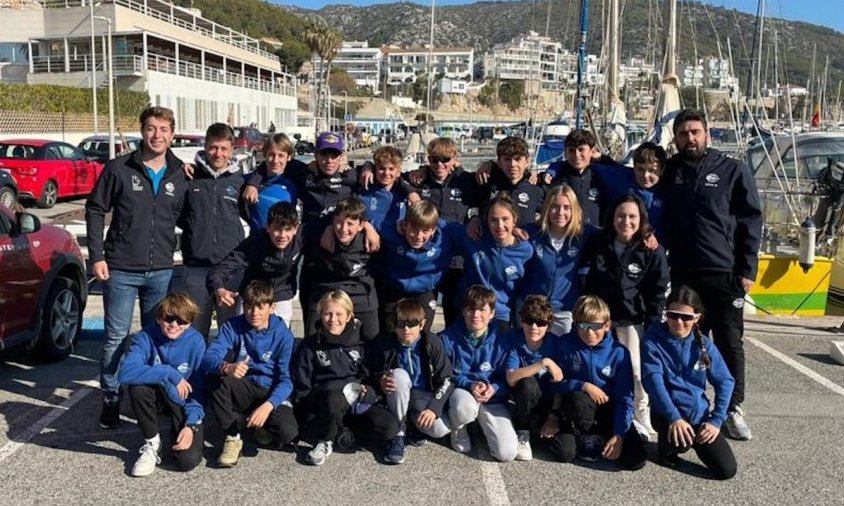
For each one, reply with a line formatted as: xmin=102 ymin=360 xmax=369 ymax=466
xmin=381 ymin=46 xmax=473 ymax=54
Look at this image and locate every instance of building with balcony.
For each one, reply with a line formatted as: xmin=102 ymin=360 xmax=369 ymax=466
xmin=482 ymin=32 xmax=563 ymax=89
xmin=316 ymin=41 xmax=381 ymax=91
xmin=383 ymin=46 xmax=473 ymax=87
xmin=0 ymin=0 xmax=297 ymax=133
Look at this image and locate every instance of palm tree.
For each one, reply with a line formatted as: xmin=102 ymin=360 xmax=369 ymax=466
xmin=304 ymin=21 xmax=342 ymax=134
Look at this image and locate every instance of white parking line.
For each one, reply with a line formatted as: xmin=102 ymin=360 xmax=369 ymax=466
xmin=747 ymin=336 xmax=844 ymax=397
xmin=480 ymin=461 xmax=510 ymax=505
xmin=0 ymin=387 xmax=94 ymax=464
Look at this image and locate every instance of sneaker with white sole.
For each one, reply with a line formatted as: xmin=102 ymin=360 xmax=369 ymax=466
xmin=724 ymin=405 xmax=752 ymax=441
xmin=130 ymin=441 xmax=161 ymax=477
xmin=307 ymin=441 xmax=333 ymax=466
xmin=384 ymin=436 xmax=406 ymax=465
xmin=450 ymin=426 xmax=471 ymax=453
xmin=516 ymin=430 xmax=533 ymax=461
xmin=217 ymin=435 xmax=243 ymax=468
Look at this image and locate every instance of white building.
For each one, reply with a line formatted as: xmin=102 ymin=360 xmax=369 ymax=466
xmin=383 ymin=46 xmax=473 ymax=86
xmin=681 ymin=60 xmax=705 ymax=87
xmin=317 ymin=41 xmax=381 ymax=91
xmin=0 ymin=0 xmax=297 ymax=133
xmin=482 ymin=31 xmax=563 ymax=89
xmin=437 ymin=78 xmax=467 ymax=95
xmin=705 ymin=57 xmax=737 ymax=90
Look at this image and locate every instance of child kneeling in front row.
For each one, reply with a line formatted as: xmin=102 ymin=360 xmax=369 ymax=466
xmin=549 ymin=294 xmax=646 ymax=470
xmin=642 ymin=285 xmax=737 ymax=480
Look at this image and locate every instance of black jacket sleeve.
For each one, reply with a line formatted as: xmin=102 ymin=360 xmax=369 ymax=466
xmin=85 ymin=163 xmax=119 ymax=264
xmin=424 ymin=333 xmax=455 ymax=417
xmin=292 ymin=339 xmax=314 ymax=402
xmin=730 ymin=160 xmax=763 ymax=280
xmin=642 ymin=246 xmax=670 ymax=330
xmin=207 ymin=241 xmax=250 ymax=292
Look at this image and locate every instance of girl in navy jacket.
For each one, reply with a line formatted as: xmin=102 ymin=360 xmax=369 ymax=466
xmin=642 ymin=285 xmax=738 ymax=480
xmin=580 ymin=194 xmax=668 ymax=438
xmin=519 ymin=184 xmax=596 ymax=335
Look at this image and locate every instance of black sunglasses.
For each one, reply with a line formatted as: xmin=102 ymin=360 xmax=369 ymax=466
xmin=522 ymin=317 xmax=550 ymax=327
xmin=666 ymin=311 xmax=698 ymax=322
xmin=396 ymin=319 xmax=422 ymax=329
xmin=429 ymin=156 xmax=452 ymax=165
xmin=576 ymin=322 xmax=604 ymax=332
xmin=163 ymin=314 xmax=189 ymax=325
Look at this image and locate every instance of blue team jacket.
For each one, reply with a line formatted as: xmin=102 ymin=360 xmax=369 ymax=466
xmin=641 ymin=323 xmax=735 ymax=428
xmin=359 ymin=183 xmax=407 ymax=231
xmin=504 ymin=328 xmax=561 ymax=396
xmin=118 ymin=325 xmax=207 ymax=425
xmin=440 ymin=320 xmax=512 ymax=403
xmin=557 ymin=331 xmax=634 ymax=437
xmin=202 ymin=314 xmax=295 ymax=408
xmin=380 ymin=219 xmax=458 ymax=294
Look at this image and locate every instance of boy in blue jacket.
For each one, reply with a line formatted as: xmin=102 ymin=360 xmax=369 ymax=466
xmin=118 ymin=293 xmax=206 ymax=477
xmin=202 ymin=280 xmax=298 ymax=468
xmin=440 ymin=285 xmax=518 ymax=462
xmin=642 ymin=285 xmax=737 ymax=479
xmin=358 ymin=145 xmax=411 ymax=231
xmin=549 ymin=295 xmax=646 ymax=470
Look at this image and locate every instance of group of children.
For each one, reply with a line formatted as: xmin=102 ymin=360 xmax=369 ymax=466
xmin=114 ymin=124 xmax=739 ymax=480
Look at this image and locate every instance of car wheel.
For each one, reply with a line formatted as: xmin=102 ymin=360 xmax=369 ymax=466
xmin=38 ymin=277 xmax=82 ymax=362
xmin=0 ymin=186 xmax=15 ymax=210
xmin=36 ymin=181 xmax=57 ymax=209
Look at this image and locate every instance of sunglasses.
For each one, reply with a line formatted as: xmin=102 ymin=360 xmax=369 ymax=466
xmin=576 ymin=322 xmax=605 ymax=332
xmin=396 ymin=319 xmax=422 ymax=329
xmin=666 ymin=311 xmax=699 ymax=322
xmin=522 ymin=317 xmax=550 ymax=327
xmin=429 ymin=156 xmax=452 ymax=165
xmin=162 ymin=314 xmax=189 ymax=325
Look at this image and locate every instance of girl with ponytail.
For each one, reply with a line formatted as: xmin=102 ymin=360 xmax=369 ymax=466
xmin=640 ymin=285 xmax=738 ymax=480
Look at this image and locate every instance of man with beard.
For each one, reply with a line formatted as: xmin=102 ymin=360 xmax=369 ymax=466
xmin=662 ymin=109 xmax=762 ymax=441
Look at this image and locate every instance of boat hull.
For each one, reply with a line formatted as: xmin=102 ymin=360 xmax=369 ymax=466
xmin=748 ymin=254 xmax=832 ymax=316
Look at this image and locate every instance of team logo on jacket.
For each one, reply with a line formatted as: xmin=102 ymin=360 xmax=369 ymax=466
xmin=316 ymin=350 xmax=331 ymax=367
xmin=479 ymin=362 xmax=492 ymax=372
xmin=517 ymin=192 xmax=529 ymax=203
xmin=571 ymin=354 xmax=582 ymax=372
xmin=490 ymin=188 xmax=500 ymax=199
xmin=536 ymin=248 xmax=544 ymax=259
xmin=693 ymin=359 xmax=709 ymax=371
xmin=351 ymin=262 xmax=364 ymax=275
xmin=291 ymin=253 xmax=300 ymax=262
xmin=177 ymin=362 xmax=190 ymax=374
xmin=705 ymin=173 xmax=720 ymax=187
xmin=505 ymin=265 xmax=518 ymax=278
xmin=628 ymin=263 xmax=642 ymax=275
xmin=450 ymin=188 xmax=462 ymax=198
xmin=601 ymin=365 xmax=613 ymax=377
xmin=426 ymin=247 xmax=436 ymax=257
xmin=421 ymin=189 xmax=431 ymax=198
xmin=329 ymin=177 xmax=342 ymax=184
xmin=732 ymin=297 xmax=745 ymax=309
xmin=397 ymin=246 xmax=405 ymax=256
xmin=226 ymin=185 xmax=237 ymax=197
xmin=164 ymin=182 xmax=176 ymax=197
xmin=261 ymin=351 xmax=272 ymax=362
xmin=596 ymin=254 xmax=607 ymax=272
xmin=348 ymin=350 xmax=361 ymax=363
xmin=153 ymin=354 xmax=162 ymax=365
xmin=428 ymin=299 xmax=437 ymax=310
xmin=132 ymin=175 xmax=144 ymax=191
xmin=588 ymin=188 xmax=599 ymax=200
xmin=653 ymin=198 xmax=663 ymax=208
xmin=567 ymin=247 xmax=579 ymax=258
xmin=370 ymin=196 xmax=378 ymax=210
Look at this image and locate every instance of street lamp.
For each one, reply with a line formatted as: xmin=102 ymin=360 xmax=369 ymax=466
xmin=89 ymin=1 xmax=101 ymax=137
xmin=340 ymin=90 xmax=348 ymax=147
xmin=94 ymin=15 xmax=115 ymax=160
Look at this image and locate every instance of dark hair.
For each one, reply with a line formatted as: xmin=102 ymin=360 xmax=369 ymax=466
xmin=632 ymin=142 xmax=667 ymax=168
xmin=463 ymin=284 xmax=496 ymax=311
xmin=267 ymin=201 xmax=299 ymax=229
xmin=242 ymin=280 xmax=274 ymax=308
xmin=496 ymin=136 xmax=530 ymax=159
xmin=565 ymin=129 xmax=597 ymax=149
xmin=333 ymin=197 xmax=366 ymax=221
xmin=395 ymin=298 xmax=426 ymax=322
xmin=205 ymin=122 xmax=235 ymax=145
xmin=605 ymin=194 xmax=652 ymax=246
xmin=673 ymin=109 xmax=708 ymax=135
xmin=667 ymin=285 xmax=710 ymax=367
xmin=139 ymin=106 xmax=175 ymax=131
xmin=520 ymin=295 xmax=553 ymax=323
xmin=484 ymin=192 xmax=519 ymax=226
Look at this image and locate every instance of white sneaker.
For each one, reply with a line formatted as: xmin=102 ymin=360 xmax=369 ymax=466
xmin=307 ymin=441 xmax=333 ymax=466
xmin=450 ymin=426 xmax=471 ymax=453
xmin=516 ymin=430 xmax=533 ymax=461
xmin=724 ymin=405 xmax=753 ymax=441
xmin=130 ymin=441 xmax=161 ymax=477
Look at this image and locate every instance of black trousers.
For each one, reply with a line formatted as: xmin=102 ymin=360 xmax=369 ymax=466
xmin=378 ymin=286 xmax=437 ymax=334
xmin=508 ymin=376 xmax=550 ymax=431
xmin=128 ymin=385 xmax=204 ymax=471
xmin=436 ymin=267 xmax=463 ymax=328
xmin=652 ymin=413 xmax=738 ymax=480
xmin=208 ymin=375 xmax=298 ymax=444
xmin=295 ymin=384 xmax=399 ymax=443
xmin=547 ymin=391 xmax=646 ymax=470
xmin=672 ymin=270 xmax=746 ymax=409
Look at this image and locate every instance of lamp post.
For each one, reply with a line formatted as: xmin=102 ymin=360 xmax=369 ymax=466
xmin=94 ymin=16 xmax=115 ymax=160
xmin=340 ymin=90 xmax=348 ymax=147
xmin=89 ymin=1 xmax=100 ymax=137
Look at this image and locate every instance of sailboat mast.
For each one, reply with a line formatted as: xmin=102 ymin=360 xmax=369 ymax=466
xmin=608 ymin=0 xmax=620 ymax=103
xmin=575 ymin=0 xmax=590 ymax=129
xmin=662 ymin=0 xmax=677 ymax=78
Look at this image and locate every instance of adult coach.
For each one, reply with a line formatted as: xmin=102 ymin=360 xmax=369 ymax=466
xmin=86 ymin=106 xmax=187 ymax=429
xmin=662 ymin=109 xmax=762 ymax=441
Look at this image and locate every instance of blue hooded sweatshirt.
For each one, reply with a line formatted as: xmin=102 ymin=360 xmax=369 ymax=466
xmin=641 ymin=323 xmax=735 ymax=428
xmin=359 ymin=183 xmax=408 ymax=231
xmin=118 ymin=324 xmax=207 ymax=425
xmin=379 ymin=219 xmax=459 ymax=295
xmin=440 ymin=320 xmax=512 ymax=404
xmin=202 ymin=314 xmax=295 ymax=408
xmin=592 ymin=165 xmax=667 ymax=242
xmin=245 ymin=171 xmax=298 ymax=233
xmin=503 ymin=328 xmax=561 ymax=396
xmin=556 ymin=330 xmax=634 ymax=437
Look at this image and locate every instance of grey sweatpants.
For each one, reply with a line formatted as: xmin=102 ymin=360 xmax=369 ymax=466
xmin=385 ymin=368 xmax=451 ymax=439
xmin=447 ymin=388 xmax=518 ymax=462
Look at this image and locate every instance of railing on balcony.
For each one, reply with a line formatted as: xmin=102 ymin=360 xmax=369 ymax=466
xmin=39 ymin=0 xmax=279 ymax=61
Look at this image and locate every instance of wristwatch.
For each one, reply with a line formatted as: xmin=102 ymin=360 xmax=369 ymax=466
xmin=186 ymin=423 xmax=201 ymax=433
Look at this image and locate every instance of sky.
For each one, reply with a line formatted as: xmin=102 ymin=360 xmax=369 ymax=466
xmin=275 ymin=0 xmax=844 ymax=34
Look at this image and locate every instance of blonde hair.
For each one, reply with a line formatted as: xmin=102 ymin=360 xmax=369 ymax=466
xmin=539 ymin=184 xmax=583 ymax=239
xmin=404 ymin=200 xmax=439 ymax=230
xmin=156 ymin=292 xmax=200 ymax=323
xmin=373 ymin=145 xmax=403 ymax=168
xmin=572 ymin=295 xmax=611 ymax=323
xmin=263 ymin=133 xmax=293 ymax=156
xmin=317 ymin=289 xmax=355 ymax=319
xmin=426 ymin=137 xmax=458 ymax=159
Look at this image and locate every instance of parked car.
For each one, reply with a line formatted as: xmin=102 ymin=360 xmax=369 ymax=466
xmin=0 ymin=206 xmax=87 ymax=361
xmin=77 ymin=135 xmax=142 ymax=163
xmin=169 ymin=134 xmax=206 ymax=165
xmin=438 ymin=125 xmax=472 ymax=140
xmin=0 ymin=139 xmax=104 ymax=208
xmin=234 ymin=126 xmax=266 ymax=170
xmin=0 ymin=169 xmax=18 ymax=210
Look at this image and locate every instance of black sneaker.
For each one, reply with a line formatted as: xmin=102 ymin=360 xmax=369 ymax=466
xmin=406 ymin=426 xmax=428 ymax=447
xmin=577 ymin=434 xmax=604 ymax=462
xmin=336 ymin=428 xmax=358 ymax=452
xmin=99 ymin=401 xmax=120 ymax=429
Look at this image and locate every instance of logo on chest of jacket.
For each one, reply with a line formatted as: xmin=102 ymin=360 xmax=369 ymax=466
xmin=132 ymin=174 xmax=144 ymax=192
xmin=704 ymin=173 xmax=720 ymax=188
xmin=536 ymin=247 xmax=544 ymax=259
xmin=426 ymin=247 xmax=437 ymax=257
xmin=316 ymin=350 xmax=331 ymax=367
xmin=369 ymin=196 xmax=378 ymax=210
xmin=693 ymin=359 xmax=710 ymax=371
xmin=348 ymin=349 xmax=361 ymax=363
xmin=517 ymin=192 xmax=529 ymax=204
xmin=177 ymin=362 xmax=190 ymax=374
xmin=428 ymin=299 xmax=437 ymax=310
xmin=351 ymin=262 xmax=364 ymax=275
xmin=627 ymin=263 xmax=642 ymax=276
xmin=261 ymin=351 xmax=272 ymax=362
xmin=396 ymin=246 xmax=405 ymax=256
xmin=421 ymin=189 xmax=431 ymax=198
xmin=601 ymin=365 xmax=613 ymax=377
xmin=479 ymin=361 xmax=492 ymax=372
xmin=164 ymin=182 xmax=176 ymax=197
xmin=568 ymin=247 xmax=579 ymax=258
xmin=571 ymin=354 xmax=582 ymax=372
xmin=652 ymin=198 xmax=663 ymax=208
xmin=450 ymin=188 xmax=463 ymax=199
xmin=505 ymin=265 xmax=519 ymax=278
xmin=226 ymin=185 xmax=237 ymax=197
xmin=588 ymin=188 xmax=599 ymax=200
xmin=329 ymin=177 xmax=342 ymax=185
xmin=153 ymin=354 xmax=162 ymax=365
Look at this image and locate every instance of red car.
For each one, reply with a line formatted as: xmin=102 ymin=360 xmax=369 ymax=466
xmin=0 ymin=139 xmax=104 ymax=208
xmin=234 ymin=126 xmax=266 ymax=170
xmin=0 ymin=206 xmax=87 ymax=361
